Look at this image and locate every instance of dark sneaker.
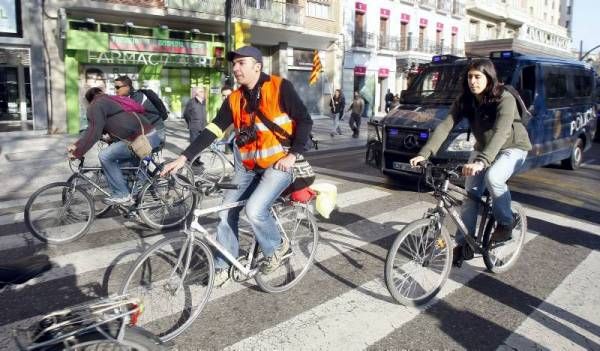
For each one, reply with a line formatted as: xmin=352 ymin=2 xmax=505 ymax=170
xmin=260 ymin=237 xmax=290 ymax=274
xmin=491 ymin=224 xmax=513 ymax=243
xmin=213 ymin=269 xmax=230 ymax=288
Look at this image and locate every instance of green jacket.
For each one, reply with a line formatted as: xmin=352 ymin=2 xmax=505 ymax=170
xmin=418 ymin=90 xmax=532 ymax=166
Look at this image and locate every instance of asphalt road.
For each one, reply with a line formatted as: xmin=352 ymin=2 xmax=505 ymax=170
xmin=0 ymin=141 xmax=599 ymax=350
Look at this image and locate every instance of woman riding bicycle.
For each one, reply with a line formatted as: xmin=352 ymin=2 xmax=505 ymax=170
xmin=409 ymin=58 xmax=532 ymax=264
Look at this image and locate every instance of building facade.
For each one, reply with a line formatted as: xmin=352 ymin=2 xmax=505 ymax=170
xmin=464 ymin=0 xmax=572 ymax=58
xmin=558 ymin=0 xmax=573 ymax=36
xmin=341 ymin=0 xmax=466 ymax=117
xmin=0 ymin=0 xmax=48 ymax=133
xmin=41 ymin=0 xmax=341 ymax=134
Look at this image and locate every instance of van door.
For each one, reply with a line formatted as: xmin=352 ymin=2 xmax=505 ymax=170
xmin=513 ymin=63 xmax=538 ymax=167
xmin=539 ymin=64 xmax=573 ymax=165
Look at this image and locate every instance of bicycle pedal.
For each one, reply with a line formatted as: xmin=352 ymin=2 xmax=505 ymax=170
xmin=435 ymin=238 xmax=447 ymax=250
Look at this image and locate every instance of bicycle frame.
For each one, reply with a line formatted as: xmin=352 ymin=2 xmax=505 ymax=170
xmin=69 ymin=156 xmax=160 ymax=201
xmin=428 ymin=177 xmax=493 ymax=255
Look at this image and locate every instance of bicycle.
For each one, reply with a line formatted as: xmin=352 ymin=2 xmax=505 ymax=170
xmin=189 ymin=140 xmax=235 ymax=185
xmin=119 ymin=180 xmax=319 ymax=342
xmin=384 ymin=162 xmax=527 ymax=306
xmin=24 ymin=153 xmax=197 ymax=244
xmin=1 ymin=256 xmax=166 ymax=350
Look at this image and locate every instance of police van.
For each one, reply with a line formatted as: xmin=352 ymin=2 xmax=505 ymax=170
xmin=368 ymin=51 xmax=597 ymax=177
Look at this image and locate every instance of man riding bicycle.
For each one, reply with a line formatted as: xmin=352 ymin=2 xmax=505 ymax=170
xmin=162 ymin=46 xmax=313 ymax=286
xmin=67 ymin=87 xmax=162 ymax=205
xmin=409 ymin=59 xmax=531 ymax=265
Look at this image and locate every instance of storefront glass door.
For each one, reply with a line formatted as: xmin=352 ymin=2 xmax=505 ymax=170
xmin=0 ymin=66 xmax=19 ymax=121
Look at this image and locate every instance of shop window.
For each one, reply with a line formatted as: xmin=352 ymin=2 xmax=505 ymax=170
xmin=100 ymin=24 xmax=127 ymax=34
xmin=169 ymin=30 xmax=189 ymax=40
xmin=129 ymin=27 xmax=153 ymax=37
xmin=306 ymin=1 xmax=330 ymax=19
xmin=69 ymin=21 xmax=98 ymax=31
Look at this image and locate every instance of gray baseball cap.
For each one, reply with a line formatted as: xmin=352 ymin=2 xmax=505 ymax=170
xmin=226 ymin=46 xmax=263 ymax=64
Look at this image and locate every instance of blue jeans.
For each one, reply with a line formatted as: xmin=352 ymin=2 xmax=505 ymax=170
xmin=98 ymin=131 xmax=162 ymax=198
xmin=457 ymin=148 xmax=528 ymax=245
xmin=214 ymin=164 xmax=293 ymax=269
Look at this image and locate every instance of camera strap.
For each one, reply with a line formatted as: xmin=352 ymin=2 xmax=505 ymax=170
xmin=254 ymin=109 xmax=292 ymax=147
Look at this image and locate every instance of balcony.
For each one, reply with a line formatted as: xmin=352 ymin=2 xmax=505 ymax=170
xmin=379 ymin=35 xmax=463 ymax=56
xmin=452 ymin=1 xmax=466 ymax=17
xmin=419 ymin=0 xmax=436 ymax=9
xmin=437 ymin=0 xmax=452 ymax=13
xmin=167 ymin=0 xmax=304 ymax=26
xmin=353 ymin=31 xmax=377 ymax=49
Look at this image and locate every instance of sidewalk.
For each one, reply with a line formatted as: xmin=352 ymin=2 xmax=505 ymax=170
xmin=0 ymin=116 xmax=369 ymax=199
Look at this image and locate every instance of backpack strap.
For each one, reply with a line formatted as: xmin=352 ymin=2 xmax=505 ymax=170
xmin=503 ymin=85 xmax=532 ymax=124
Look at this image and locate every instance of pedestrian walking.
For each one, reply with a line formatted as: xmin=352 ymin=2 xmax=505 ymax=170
xmin=348 ymin=91 xmax=365 ymax=138
xmin=183 ymin=86 xmax=208 ymax=143
xmin=384 ymin=89 xmax=394 ymax=113
xmin=329 ymin=89 xmax=345 ymax=137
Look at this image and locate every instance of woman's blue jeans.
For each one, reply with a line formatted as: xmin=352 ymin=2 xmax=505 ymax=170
xmin=214 ymin=164 xmax=293 ymax=269
xmin=98 ymin=131 xmax=162 ymax=198
xmin=457 ymin=148 xmax=528 ymax=245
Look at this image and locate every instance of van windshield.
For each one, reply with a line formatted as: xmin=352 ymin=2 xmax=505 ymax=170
xmin=402 ymin=61 xmax=516 ymax=105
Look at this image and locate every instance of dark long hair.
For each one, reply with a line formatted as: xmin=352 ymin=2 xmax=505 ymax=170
xmin=459 ymin=58 xmax=504 ymax=110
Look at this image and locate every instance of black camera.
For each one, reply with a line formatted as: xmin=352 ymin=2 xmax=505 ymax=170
xmin=235 ymin=125 xmax=258 ymax=147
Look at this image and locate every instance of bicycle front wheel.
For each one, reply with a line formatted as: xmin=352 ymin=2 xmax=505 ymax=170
xmin=190 ymin=149 xmax=231 ymax=185
xmin=66 ymin=170 xmax=112 ymax=217
xmin=24 ymin=182 xmax=95 ymax=244
xmin=255 ymin=203 xmax=319 ymax=293
xmin=119 ymin=235 xmax=214 ymax=342
xmin=384 ymin=218 xmax=452 ymax=306
xmin=137 ymin=176 xmax=197 ymax=230
xmin=482 ymin=202 xmax=527 ymax=274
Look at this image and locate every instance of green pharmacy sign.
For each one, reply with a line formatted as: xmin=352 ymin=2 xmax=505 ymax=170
xmin=109 ymin=35 xmax=207 ymax=55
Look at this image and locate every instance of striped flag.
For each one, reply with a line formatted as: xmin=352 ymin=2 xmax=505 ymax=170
xmin=308 ymin=50 xmax=322 ymax=85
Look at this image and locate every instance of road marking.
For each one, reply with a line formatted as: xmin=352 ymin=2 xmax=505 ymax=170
xmin=526 ymin=207 xmax=600 ymax=236
xmin=336 ymin=188 xmax=390 ymax=209
xmin=499 ymin=250 xmax=600 ymax=351
xmin=313 ymin=166 xmax=387 ymax=184
xmin=225 ymin=271 xmax=481 ymax=351
xmin=307 ymin=149 xmax=363 ymax=161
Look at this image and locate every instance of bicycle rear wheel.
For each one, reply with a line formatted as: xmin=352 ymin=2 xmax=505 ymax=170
xmin=384 ymin=218 xmax=452 ymax=306
xmin=137 ymin=176 xmax=197 ymax=230
xmin=24 ymin=182 xmax=95 ymax=244
xmin=255 ymin=203 xmax=319 ymax=293
xmin=119 ymin=235 xmax=214 ymax=342
xmin=66 ymin=170 xmax=111 ymax=217
xmin=482 ymin=202 xmax=527 ymax=273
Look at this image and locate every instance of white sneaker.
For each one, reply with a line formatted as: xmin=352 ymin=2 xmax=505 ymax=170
xmin=103 ymin=195 xmax=133 ymax=205
xmin=213 ymin=269 xmax=230 ymax=288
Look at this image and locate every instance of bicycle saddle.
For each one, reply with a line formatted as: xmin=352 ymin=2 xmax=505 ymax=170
xmin=0 ymin=255 xmax=52 ymax=288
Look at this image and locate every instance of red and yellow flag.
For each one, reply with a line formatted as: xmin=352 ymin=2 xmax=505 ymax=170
xmin=308 ymin=50 xmax=322 ymax=85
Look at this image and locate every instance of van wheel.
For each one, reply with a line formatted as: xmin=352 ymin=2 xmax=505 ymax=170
xmin=561 ymin=138 xmax=583 ymax=170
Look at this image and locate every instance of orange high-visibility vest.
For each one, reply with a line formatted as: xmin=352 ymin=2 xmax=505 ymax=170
xmin=228 ymin=75 xmax=295 ymax=170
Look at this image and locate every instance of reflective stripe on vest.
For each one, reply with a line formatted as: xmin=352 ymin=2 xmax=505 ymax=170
xmin=254 ymin=114 xmax=293 ymax=132
xmin=239 ymin=144 xmax=285 ymax=161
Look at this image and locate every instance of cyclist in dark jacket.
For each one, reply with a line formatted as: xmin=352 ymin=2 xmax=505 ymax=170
xmin=67 ymin=88 xmax=162 ymax=205
xmin=410 ymin=59 xmax=532 ymax=264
